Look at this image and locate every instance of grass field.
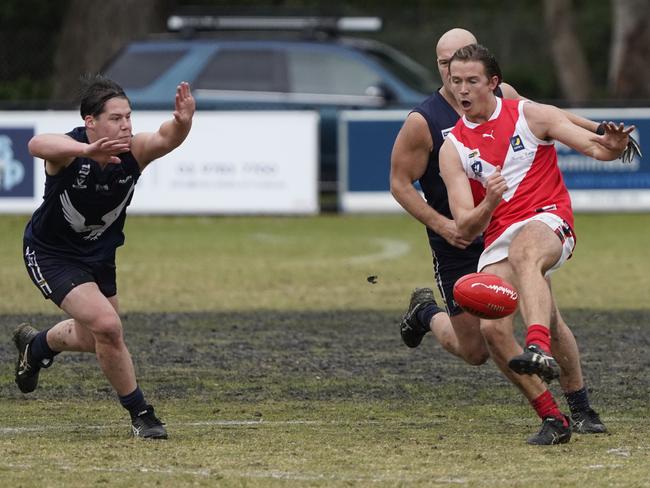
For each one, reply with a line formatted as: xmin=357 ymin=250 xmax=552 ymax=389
xmin=1 ymin=213 xmax=649 ymax=487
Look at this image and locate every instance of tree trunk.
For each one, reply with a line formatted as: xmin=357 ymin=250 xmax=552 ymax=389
xmin=51 ymin=0 xmax=170 ymax=103
xmin=543 ymin=0 xmax=593 ymax=104
xmin=609 ymin=0 xmax=650 ymax=99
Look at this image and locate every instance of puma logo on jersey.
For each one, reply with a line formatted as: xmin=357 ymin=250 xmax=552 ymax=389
xmin=482 ymin=130 xmax=495 ymax=140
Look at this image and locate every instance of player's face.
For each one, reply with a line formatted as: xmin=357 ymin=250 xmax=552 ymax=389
xmin=449 ymin=60 xmax=498 ymax=121
xmin=88 ymin=97 xmax=133 ymax=149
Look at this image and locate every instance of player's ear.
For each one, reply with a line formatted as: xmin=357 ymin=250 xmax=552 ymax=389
xmin=84 ymin=115 xmax=95 ymax=130
xmin=488 ymin=75 xmax=499 ymax=91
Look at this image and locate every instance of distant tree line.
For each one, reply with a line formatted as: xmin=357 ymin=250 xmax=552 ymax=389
xmin=0 ymin=0 xmax=648 ymax=107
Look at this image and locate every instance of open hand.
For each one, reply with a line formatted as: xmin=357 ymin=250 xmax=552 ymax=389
xmin=173 ymin=81 xmax=196 ymax=126
xmin=83 ymin=137 xmax=130 ymax=164
xmin=591 ymin=121 xmax=635 ymax=157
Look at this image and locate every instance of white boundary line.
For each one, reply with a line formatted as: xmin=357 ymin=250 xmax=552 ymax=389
xmin=0 ymin=416 xmax=643 ymax=483
xmin=0 ymin=415 xmax=640 ymax=436
xmin=345 ymin=238 xmax=411 ymax=263
xmin=0 ymin=418 xmax=390 ymax=435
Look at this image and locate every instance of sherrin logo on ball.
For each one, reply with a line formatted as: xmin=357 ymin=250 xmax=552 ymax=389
xmin=453 ymin=273 xmax=518 ymax=319
xmin=470 ymin=282 xmax=518 ymax=301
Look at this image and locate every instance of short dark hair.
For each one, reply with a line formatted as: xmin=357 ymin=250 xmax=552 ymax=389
xmin=78 ymin=74 xmax=130 ymax=118
xmin=450 ymin=43 xmax=503 ymax=85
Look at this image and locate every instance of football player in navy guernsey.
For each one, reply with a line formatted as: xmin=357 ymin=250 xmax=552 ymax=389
xmin=390 ymin=29 xmax=611 ymax=445
xmin=14 ymin=75 xmax=195 ymax=439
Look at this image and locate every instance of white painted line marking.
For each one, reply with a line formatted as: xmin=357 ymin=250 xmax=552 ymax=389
xmin=346 ymin=238 xmax=410 ymax=264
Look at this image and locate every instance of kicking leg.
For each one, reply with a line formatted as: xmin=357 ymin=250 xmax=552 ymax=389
xmin=480 ymin=259 xmax=570 ymax=445
xmin=506 ymin=221 xmax=563 ymax=380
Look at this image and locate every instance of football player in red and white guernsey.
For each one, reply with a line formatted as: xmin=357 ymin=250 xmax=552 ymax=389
xmin=393 ymin=30 xmax=619 ymax=445
xmin=439 ymin=43 xmax=632 ymax=440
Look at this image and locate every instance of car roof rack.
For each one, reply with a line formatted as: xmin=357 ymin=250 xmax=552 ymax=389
xmin=166 ymin=15 xmax=382 ymax=36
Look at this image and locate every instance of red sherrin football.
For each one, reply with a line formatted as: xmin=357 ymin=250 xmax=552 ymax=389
xmin=452 ymin=272 xmax=518 ymax=319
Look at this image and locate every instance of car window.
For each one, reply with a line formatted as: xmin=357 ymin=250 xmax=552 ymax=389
xmin=360 ymin=45 xmax=435 ymax=94
xmin=105 ymin=50 xmax=188 ymax=89
xmin=194 ymin=49 xmax=289 ymax=92
xmin=288 ymin=49 xmax=381 ymax=96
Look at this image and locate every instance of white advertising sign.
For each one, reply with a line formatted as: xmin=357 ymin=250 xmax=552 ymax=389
xmin=0 ymin=111 xmax=319 ymax=214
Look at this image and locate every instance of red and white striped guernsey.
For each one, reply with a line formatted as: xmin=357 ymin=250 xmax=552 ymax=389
xmin=447 ymin=97 xmax=574 ymax=247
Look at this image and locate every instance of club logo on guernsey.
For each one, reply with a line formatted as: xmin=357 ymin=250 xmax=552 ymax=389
xmin=510 ymin=135 xmax=525 ymax=152
xmin=72 ymin=163 xmax=91 ymax=189
xmin=468 ymin=150 xmax=483 ymax=177
xmin=60 ymin=183 xmax=135 ymax=240
xmin=471 ymin=160 xmax=483 ymax=177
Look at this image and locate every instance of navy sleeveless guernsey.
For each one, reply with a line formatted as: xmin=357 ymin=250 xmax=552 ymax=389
xmin=24 ymin=127 xmax=141 ymax=261
xmin=411 ymin=87 xmax=503 ymax=249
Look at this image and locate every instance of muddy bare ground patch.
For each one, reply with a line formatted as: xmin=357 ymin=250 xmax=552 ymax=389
xmin=1 ymin=310 xmax=648 ymax=407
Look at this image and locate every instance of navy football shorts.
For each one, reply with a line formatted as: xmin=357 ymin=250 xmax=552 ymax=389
xmin=23 ymin=243 xmax=117 ymax=306
xmin=429 ymin=239 xmax=484 ymax=317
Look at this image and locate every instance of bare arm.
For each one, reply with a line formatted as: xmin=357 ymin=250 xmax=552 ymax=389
xmin=131 ymin=82 xmax=196 ymax=169
xmin=501 ymin=82 xmax=599 ymax=132
xmin=524 ymin=102 xmax=632 ymax=160
xmin=390 ymin=113 xmax=472 ymax=249
xmin=439 ymin=139 xmax=507 ymax=241
xmin=28 ymin=133 xmax=130 ymax=173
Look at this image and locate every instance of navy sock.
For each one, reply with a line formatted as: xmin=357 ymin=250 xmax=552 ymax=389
xmin=119 ymin=386 xmax=148 ymax=419
xmin=565 ymin=387 xmax=590 ymax=414
xmin=29 ymin=329 xmax=60 ymax=363
xmin=416 ymin=302 xmax=443 ymax=332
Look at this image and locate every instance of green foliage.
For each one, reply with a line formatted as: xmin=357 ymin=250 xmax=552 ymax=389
xmin=0 ymin=0 xmax=70 ymax=102
xmin=0 ymin=78 xmax=52 ymax=101
xmin=0 ymin=0 xmax=69 ymax=28
xmin=574 ymin=0 xmax=612 ymax=84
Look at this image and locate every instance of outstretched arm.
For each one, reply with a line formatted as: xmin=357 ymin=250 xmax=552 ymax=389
xmin=131 ymin=82 xmax=196 ymax=169
xmin=28 ymin=134 xmax=130 ymax=173
xmin=504 ymin=84 xmax=641 ymax=163
xmin=438 ymin=139 xmax=507 ymax=241
xmin=501 ymin=82 xmax=600 ymax=132
xmin=390 ymin=113 xmax=472 ymax=249
xmin=524 ymin=102 xmax=633 ymax=161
